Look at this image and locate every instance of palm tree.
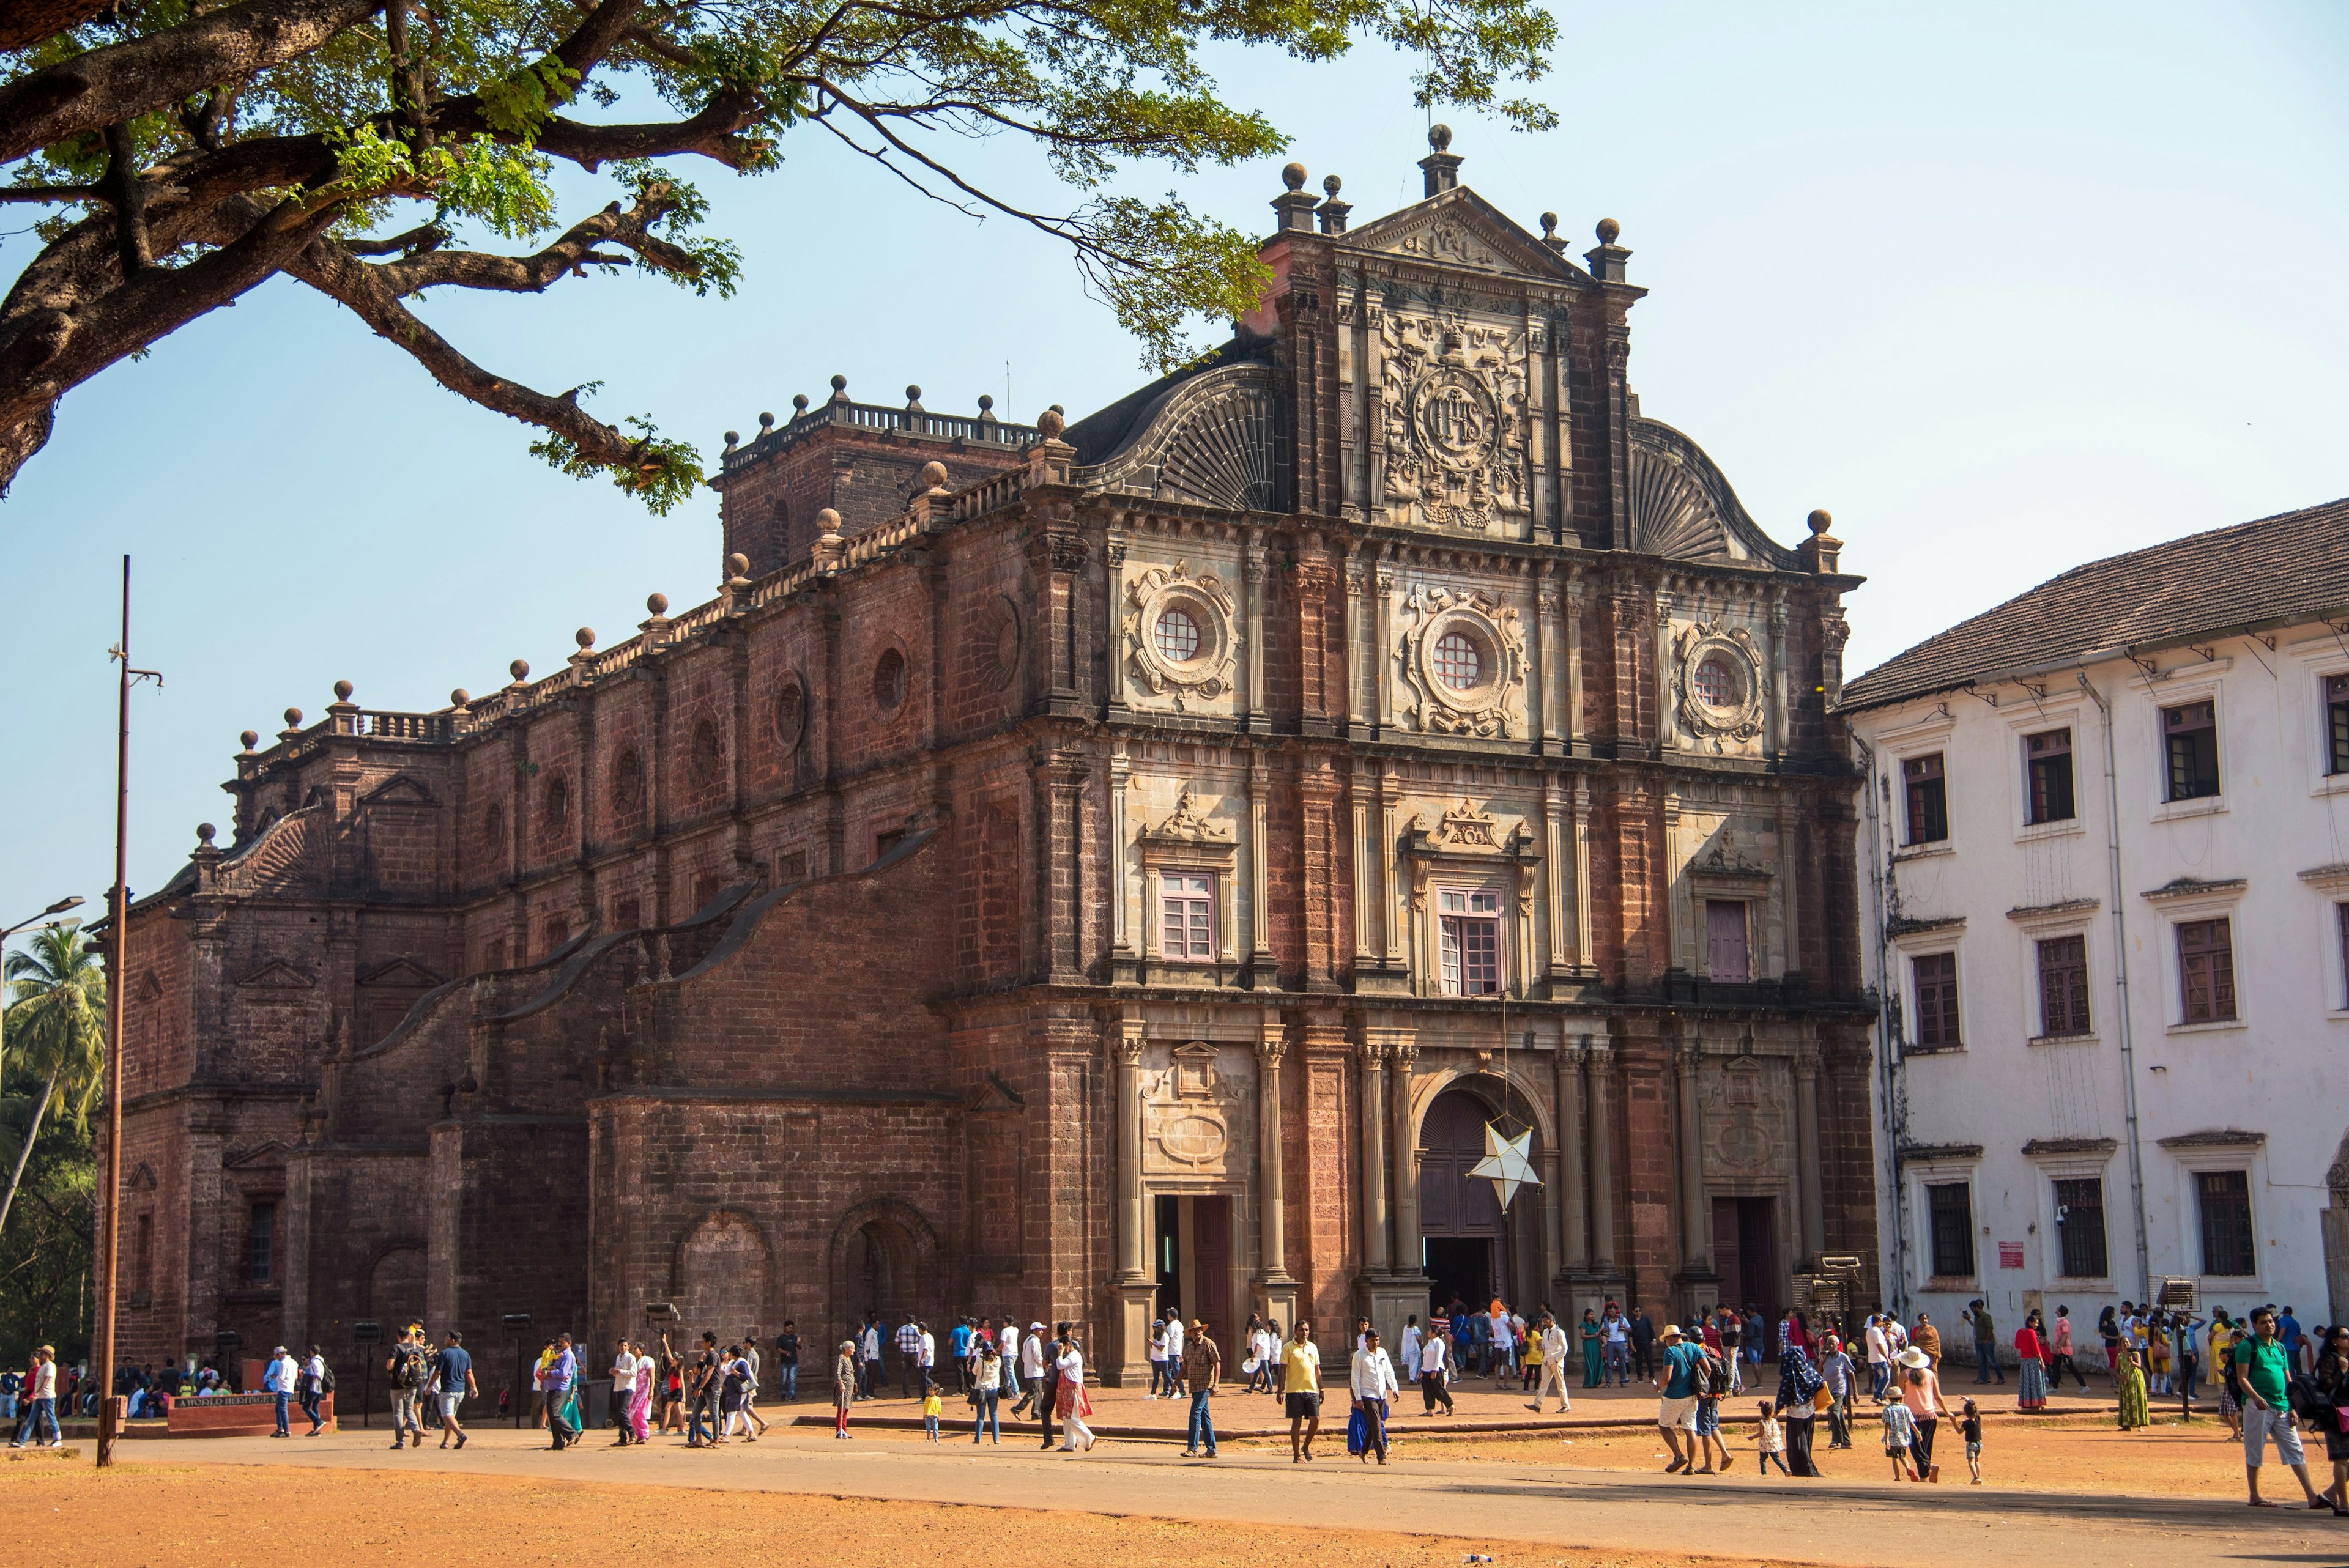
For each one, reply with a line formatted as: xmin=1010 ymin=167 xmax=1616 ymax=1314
xmin=0 ymin=924 xmax=107 ymax=1238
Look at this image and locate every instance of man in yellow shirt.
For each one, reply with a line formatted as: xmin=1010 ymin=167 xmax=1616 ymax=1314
xmin=1283 ymin=1320 xmax=1323 ymax=1462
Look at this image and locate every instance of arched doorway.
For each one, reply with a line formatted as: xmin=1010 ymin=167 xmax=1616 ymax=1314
xmin=1419 ymin=1087 xmax=1511 ymax=1312
xmin=828 ymin=1202 xmax=938 ymax=1352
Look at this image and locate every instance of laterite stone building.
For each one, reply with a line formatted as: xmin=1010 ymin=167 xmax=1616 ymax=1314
xmin=110 ymin=131 xmax=1880 ymax=1386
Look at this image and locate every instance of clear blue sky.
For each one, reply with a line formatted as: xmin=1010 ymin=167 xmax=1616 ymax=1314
xmin=4 ymin=1 xmax=2345 ymax=942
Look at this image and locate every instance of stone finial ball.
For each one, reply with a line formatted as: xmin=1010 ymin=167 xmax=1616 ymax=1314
xmin=792 ymin=394 xmax=809 ymax=412
xmin=830 ymin=374 xmax=848 ymax=391
xmin=1808 ymin=508 xmax=1834 ymax=535
xmin=510 ymin=659 xmax=530 ymax=682
xmin=333 ymin=679 xmax=354 ymax=701
xmin=1037 ymin=407 xmax=1066 ymax=438
xmin=919 ymin=460 xmax=950 ymax=490
xmin=1323 ymin=174 xmax=1343 ymax=196
xmin=647 ymin=592 xmax=670 ymax=615
xmin=197 ymin=822 xmax=216 ymax=846
xmin=1428 ymin=123 xmax=1453 ymax=152
xmin=240 ymin=730 xmax=259 ymax=751
xmin=726 ymin=552 xmax=751 ymax=577
xmin=450 ymin=689 xmax=470 ymax=708
xmin=817 ymin=507 xmax=842 ymax=535
xmin=978 ymin=394 xmax=994 ymax=411
xmin=1281 ymin=161 xmax=1307 ymax=191
xmin=283 ymin=707 xmax=302 ymax=728
xmin=757 ymin=411 xmax=774 ymax=428
xmin=575 ymin=627 xmax=596 ymax=650
xmin=906 ymin=385 xmax=923 ymax=402
xmin=1596 ymin=217 xmax=1621 ymax=245
xmin=724 ymin=430 xmax=739 ymax=446
xmin=1540 ymin=212 xmax=1559 ymax=237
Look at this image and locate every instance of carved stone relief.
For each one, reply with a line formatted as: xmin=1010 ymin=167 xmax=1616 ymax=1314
xmin=1378 ymin=311 xmax=1529 ymax=533
xmin=1674 ymin=619 xmax=1766 ymax=751
xmin=1395 ymin=583 xmax=1526 ymax=739
xmin=1124 ymin=560 xmax=1239 ymax=713
xmin=1699 ymin=1054 xmax=1792 ymax=1179
xmin=1141 ymin=1041 xmax=1254 ymax=1176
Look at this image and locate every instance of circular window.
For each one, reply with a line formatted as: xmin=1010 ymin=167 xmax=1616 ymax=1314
xmin=1694 ymin=655 xmax=1740 ymax=708
xmin=873 ymin=648 xmax=907 ymax=712
xmin=1434 ymin=631 xmax=1483 ymax=690
xmin=1154 ymin=607 xmax=1201 ymax=664
xmin=774 ymin=681 xmax=806 ymax=750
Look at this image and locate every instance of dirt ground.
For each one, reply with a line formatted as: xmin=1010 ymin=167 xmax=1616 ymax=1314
xmin=0 ymin=1462 xmax=1802 ymax=1568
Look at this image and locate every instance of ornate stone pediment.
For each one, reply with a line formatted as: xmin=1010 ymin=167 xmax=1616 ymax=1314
xmin=1431 ymin=799 xmax=1500 ymax=849
xmin=1343 ymin=188 xmax=1575 ymax=281
xmin=1143 ymin=786 xmax=1232 ymax=845
xmin=237 ymin=958 xmax=314 ymax=990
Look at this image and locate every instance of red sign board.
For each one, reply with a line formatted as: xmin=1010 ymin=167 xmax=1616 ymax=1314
xmin=1998 ymin=1241 xmax=2025 ymax=1269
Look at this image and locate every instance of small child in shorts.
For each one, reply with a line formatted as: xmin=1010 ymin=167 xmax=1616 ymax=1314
xmin=922 ymin=1388 xmax=943 ymax=1441
xmin=1756 ymin=1402 xmax=1787 ymax=1475
xmin=1882 ymin=1396 xmax=1918 ymax=1481
xmin=1960 ymin=1397 xmax=1983 ymax=1484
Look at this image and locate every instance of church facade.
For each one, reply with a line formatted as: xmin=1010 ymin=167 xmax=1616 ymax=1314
xmin=110 ymin=132 xmax=1879 ymax=1385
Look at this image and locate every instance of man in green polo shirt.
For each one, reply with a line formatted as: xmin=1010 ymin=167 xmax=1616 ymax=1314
xmin=2236 ymin=1307 xmax=2325 ymax=1511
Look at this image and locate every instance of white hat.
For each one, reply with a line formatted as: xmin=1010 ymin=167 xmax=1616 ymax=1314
xmin=1896 ymin=1346 xmax=1931 ymax=1370
xmin=1029 ymin=1321 xmax=1045 ymax=1331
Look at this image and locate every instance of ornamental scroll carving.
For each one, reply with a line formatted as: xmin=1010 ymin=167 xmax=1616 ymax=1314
xmin=1395 ymin=583 xmax=1526 ymax=739
xmin=1141 ymin=1042 xmax=1252 ymax=1175
xmin=1674 ymin=619 xmax=1767 ymax=750
xmin=1378 ymin=311 xmax=1529 ymax=533
xmin=1124 ymin=560 xmax=1238 ymax=712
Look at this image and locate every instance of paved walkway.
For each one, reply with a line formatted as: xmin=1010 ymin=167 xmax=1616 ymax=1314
xmin=138 ymin=1422 xmax=2333 ymax=1568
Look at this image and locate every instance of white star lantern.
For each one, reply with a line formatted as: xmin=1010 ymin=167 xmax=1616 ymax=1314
xmin=1468 ymin=1122 xmax=1542 ymax=1212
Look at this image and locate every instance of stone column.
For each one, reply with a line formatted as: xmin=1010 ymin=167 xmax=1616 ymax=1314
xmin=1242 ymin=538 xmax=1267 ymax=731
xmin=1571 ymin=779 xmax=1594 ymax=974
xmin=1563 ymin=572 xmax=1586 ymax=752
xmin=1655 ymin=587 xmax=1677 ymax=754
xmin=1675 ymin=1045 xmax=1709 ymax=1273
xmin=1530 ymin=573 xmax=1554 ymax=747
xmin=1389 ymin=1040 xmax=1420 ymax=1271
xmin=1379 ymin=771 xmax=1402 ymax=971
xmin=1543 ymin=780 xmax=1568 ymax=983
xmin=1116 ymin=1018 xmax=1149 ymax=1283
xmin=1778 ymin=792 xmax=1803 ymax=981
xmin=1345 ymin=557 xmax=1370 ymax=740
xmin=1373 ymin=561 xmax=1397 ymax=733
xmin=1105 ymin=530 xmax=1130 ymax=714
xmin=1351 ymin=770 xmax=1376 ymax=971
xmin=1767 ymin=590 xmax=1789 ymax=758
xmin=1795 ymin=1045 xmax=1825 ymax=1265
xmin=1358 ymin=1038 xmax=1390 ymax=1273
xmin=1556 ymin=1041 xmax=1589 ymax=1271
xmin=1109 ymin=744 xmax=1132 ymax=966
xmin=1587 ymin=1046 xmax=1617 ymax=1269
xmin=1256 ymin=1023 xmax=1293 ymax=1284
xmin=1246 ymin=756 xmax=1274 ymax=980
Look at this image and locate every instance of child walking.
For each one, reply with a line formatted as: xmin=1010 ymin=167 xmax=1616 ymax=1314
xmin=922 ymin=1386 xmax=943 ymax=1442
xmin=1882 ymin=1396 xmax=1919 ymax=1481
xmin=1756 ymin=1402 xmax=1788 ymax=1475
xmin=1959 ymin=1397 xmax=1983 ymax=1484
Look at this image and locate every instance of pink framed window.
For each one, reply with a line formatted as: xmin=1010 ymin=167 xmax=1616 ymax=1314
xmin=1705 ymin=900 xmax=1750 ymax=983
xmin=1433 ymin=632 xmax=1482 ymax=690
xmin=1160 ymin=872 xmax=1215 ymax=960
xmin=1439 ymin=888 xmax=1503 ymax=995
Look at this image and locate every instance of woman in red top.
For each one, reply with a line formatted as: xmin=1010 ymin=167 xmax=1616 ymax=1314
xmin=2014 ymin=1309 xmax=2050 ymax=1411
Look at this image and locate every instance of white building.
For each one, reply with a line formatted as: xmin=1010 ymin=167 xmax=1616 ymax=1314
xmin=1839 ymin=498 xmax=2349 ymax=1347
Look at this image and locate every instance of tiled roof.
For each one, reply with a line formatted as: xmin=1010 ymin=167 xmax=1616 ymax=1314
xmin=1840 ymin=495 xmax=2349 ymax=712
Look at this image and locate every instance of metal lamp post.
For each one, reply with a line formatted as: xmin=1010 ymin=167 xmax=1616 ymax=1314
xmin=352 ymin=1320 xmax=381 ymax=1429
xmin=502 ymin=1313 xmax=533 ymax=1429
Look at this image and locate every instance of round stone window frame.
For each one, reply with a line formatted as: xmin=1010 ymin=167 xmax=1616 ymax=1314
xmin=1412 ymin=605 xmax=1510 ymax=724
xmin=871 ymin=645 xmax=909 ymax=716
xmin=773 ymin=676 xmax=808 ymax=755
xmin=1129 ymin=575 xmax=1234 ymax=700
xmin=1674 ymin=626 xmax=1767 ymax=743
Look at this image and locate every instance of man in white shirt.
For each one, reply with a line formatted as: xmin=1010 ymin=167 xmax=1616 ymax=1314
xmin=1865 ymin=1315 xmax=1892 ymax=1401
xmin=1417 ymin=1324 xmax=1455 ymax=1415
xmin=1163 ymin=1312 xmax=1186 ymax=1376
xmin=1400 ymin=1316 xmax=1423 ymax=1385
xmin=1249 ymin=1322 xmax=1278 ymax=1396
xmin=263 ymin=1345 xmax=300 ymax=1437
xmin=1350 ymin=1328 xmax=1401 ymax=1463
xmin=1012 ymin=1323 xmax=1047 ymax=1417
xmin=1529 ymin=1313 xmax=1571 ymax=1413
xmin=611 ymin=1340 xmax=640 ymax=1445
xmin=1146 ymin=1314 xmax=1168 ymax=1399
xmin=917 ymin=1323 xmax=937 ymax=1392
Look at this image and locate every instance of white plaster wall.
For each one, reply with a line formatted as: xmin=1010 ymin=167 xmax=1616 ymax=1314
xmin=1851 ymin=621 xmax=2349 ymax=1339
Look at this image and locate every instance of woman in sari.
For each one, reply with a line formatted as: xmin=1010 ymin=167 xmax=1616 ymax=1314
xmin=2014 ymin=1310 xmax=2049 ymax=1411
xmin=2115 ymin=1342 xmax=2150 ymax=1431
xmin=1580 ymin=1310 xmax=1602 ymax=1388
xmin=630 ymin=1341 xmax=653 ymax=1443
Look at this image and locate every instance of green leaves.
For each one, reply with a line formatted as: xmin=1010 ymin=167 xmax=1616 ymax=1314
xmin=529 ymin=413 xmax=704 ymax=516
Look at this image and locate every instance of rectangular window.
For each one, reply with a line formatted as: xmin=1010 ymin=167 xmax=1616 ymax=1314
xmin=1926 ymin=1182 xmax=1975 ymax=1278
xmin=1902 ymin=753 xmax=1949 ymax=845
xmin=2025 ymin=728 xmax=2075 ymax=824
xmin=2195 ymin=1170 xmax=2255 ymax=1276
xmin=2035 ymin=934 xmax=2091 ymax=1037
xmin=776 ymin=849 xmax=808 ymax=883
xmin=1910 ymin=952 xmax=1962 ymax=1049
xmin=248 ymin=1201 xmax=275 ymax=1285
xmin=2162 ymin=700 xmax=2221 ymax=801
xmin=2328 ymin=675 xmax=2349 ymax=776
xmin=2178 ymin=918 xmax=2237 ymax=1023
xmin=1159 ymin=872 xmax=1215 ymax=960
xmin=612 ymin=897 xmax=641 ymax=931
xmin=1438 ymin=889 xmax=1503 ymax=996
xmin=2052 ymin=1177 xmax=2107 ymax=1278
xmin=1704 ymin=900 xmax=1751 ymax=983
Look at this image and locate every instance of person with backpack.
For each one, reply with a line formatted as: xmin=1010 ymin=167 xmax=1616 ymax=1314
xmin=385 ymin=1328 xmax=428 ymax=1450
xmin=307 ymin=1345 xmax=335 ymax=1433
xmin=718 ymin=1345 xmax=755 ymax=1440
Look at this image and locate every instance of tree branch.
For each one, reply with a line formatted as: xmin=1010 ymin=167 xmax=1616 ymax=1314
xmin=0 ymin=0 xmax=384 ymax=169
xmin=284 ymin=231 xmax=669 ymax=478
xmin=100 ymin=122 xmax=151 ymax=274
xmin=0 ymin=184 xmax=100 ymax=203
xmin=362 ymin=188 xmax=697 ymax=295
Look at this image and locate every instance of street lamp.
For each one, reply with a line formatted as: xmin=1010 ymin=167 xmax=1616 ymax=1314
xmin=352 ymin=1320 xmax=382 ymax=1429
xmin=502 ymin=1313 xmax=533 ymax=1429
